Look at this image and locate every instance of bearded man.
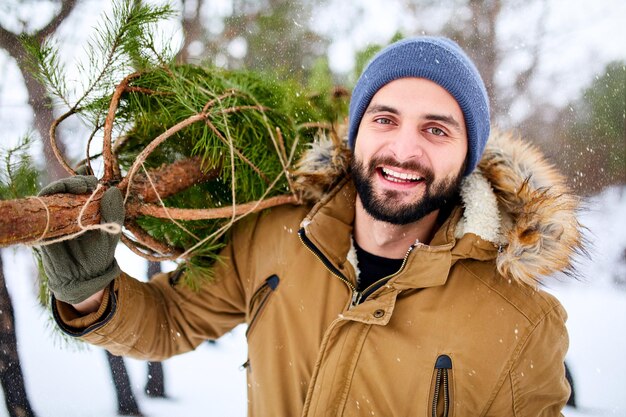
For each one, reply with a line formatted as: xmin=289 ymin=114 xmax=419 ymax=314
xmin=40 ymin=36 xmax=581 ymax=416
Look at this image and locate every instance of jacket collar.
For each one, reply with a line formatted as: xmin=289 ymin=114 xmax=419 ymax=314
xmin=299 ymin=176 xmax=356 ymax=281
xmin=299 ymin=177 xmax=498 ymax=290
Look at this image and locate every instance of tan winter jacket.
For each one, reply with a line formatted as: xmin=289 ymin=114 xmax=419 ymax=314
xmin=54 ymin=132 xmax=581 ymax=417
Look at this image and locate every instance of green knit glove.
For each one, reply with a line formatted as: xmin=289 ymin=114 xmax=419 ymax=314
xmin=38 ymin=175 xmax=125 ymax=304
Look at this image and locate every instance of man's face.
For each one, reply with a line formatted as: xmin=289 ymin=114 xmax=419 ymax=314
xmin=351 ymin=77 xmax=468 ymax=225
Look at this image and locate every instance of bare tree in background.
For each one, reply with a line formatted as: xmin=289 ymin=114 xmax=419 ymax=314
xmin=0 ymin=0 xmax=78 ymax=182
xmin=0 ymin=1 xmax=144 ymax=414
xmin=403 ymin=0 xmax=548 ymax=124
xmin=177 ymin=0 xmax=329 ymax=80
xmin=0 ymin=251 xmax=36 ymax=417
xmin=144 ymin=261 xmax=166 ymax=399
xmin=0 ymin=3 xmax=82 ymax=415
xmin=177 ymin=0 xmax=204 ymax=64
xmin=105 ymin=351 xmax=142 ymax=416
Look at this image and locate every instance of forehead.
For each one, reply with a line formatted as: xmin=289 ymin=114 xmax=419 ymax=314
xmin=368 ymin=77 xmax=463 ymax=117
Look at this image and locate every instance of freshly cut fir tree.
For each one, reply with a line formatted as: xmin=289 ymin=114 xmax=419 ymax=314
xmin=0 ymin=0 xmax=349 ymax=287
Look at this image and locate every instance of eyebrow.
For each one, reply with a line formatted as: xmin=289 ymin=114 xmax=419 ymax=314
xmin=364 ymin=104 xmax=399 ymax=115
xmin=424 ymin=113 xmax=462 ymax=131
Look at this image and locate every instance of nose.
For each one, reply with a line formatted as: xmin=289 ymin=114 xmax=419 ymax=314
xmin=388 ymin=125 xmax=424 ymax=162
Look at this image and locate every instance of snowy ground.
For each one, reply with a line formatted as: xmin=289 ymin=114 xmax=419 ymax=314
xmin=1 ymin=186 xmax=625 ymax=417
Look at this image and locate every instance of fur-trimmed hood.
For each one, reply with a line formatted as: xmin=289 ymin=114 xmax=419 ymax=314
xmin=291 ymin=130 xmax=583 ymax=288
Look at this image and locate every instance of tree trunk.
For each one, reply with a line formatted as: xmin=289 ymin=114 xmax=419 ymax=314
xmin=176 ymin=0 xmax=204 ymax=64
xmin=0 ymin=251 xmax=37 ymax=417
xmin=20 ymin=67 xmax=70 ymax=182
xmin=0 ymin=1 xmax=79 ymax=183
xmin=145 ymin=360 xmax=166 ymax=398
xmin=144 ymin=261 xmax=167 ymax=398
xmin=105 ymin=351 xmax=143 ymax=416
xmin=0 ymin=157 xmax=217 ymax=247
xmin=565 ymin=361 xmax=577 ymax=408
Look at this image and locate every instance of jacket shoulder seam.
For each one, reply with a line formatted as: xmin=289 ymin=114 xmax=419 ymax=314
xmin=457 ymin=260 xmax=558 ymax=324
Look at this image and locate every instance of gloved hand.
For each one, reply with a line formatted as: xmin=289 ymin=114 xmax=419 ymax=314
xmin=38 ymin=175 xmax=125 ymax=304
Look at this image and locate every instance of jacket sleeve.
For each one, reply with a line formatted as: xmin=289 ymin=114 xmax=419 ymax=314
xmin=52 ymin=217 xmax=257 ymax=361
xmin=487 ymin=302 xmax=570 ymax=417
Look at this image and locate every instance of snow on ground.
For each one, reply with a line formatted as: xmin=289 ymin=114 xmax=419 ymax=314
xmin=0 ymin=186 xmax=625 ymax=417
xmin=2 ymin=249 xmax=247 ymax=417
xmin=546 ymin=186 xmax=626 ymax=417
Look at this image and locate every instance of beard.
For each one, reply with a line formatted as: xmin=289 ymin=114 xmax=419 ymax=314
xmin=351 ymin=155 xmax=463 ymax=225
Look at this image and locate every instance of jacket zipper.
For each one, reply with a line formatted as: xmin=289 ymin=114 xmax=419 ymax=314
xmin=245 ymin=274 xmax=280 ymax=338
xmin=299 ymin=227 xmax=417 ymax=307
xmin=242 ymin=274 xmax=280 ymax=372
xmin=432 ymin=354 xmax=452 ymax=417
xmin=356 ymin=244 xmax=416 ymax=304
xmin=298 ymin=227 xmax=361 ymax=307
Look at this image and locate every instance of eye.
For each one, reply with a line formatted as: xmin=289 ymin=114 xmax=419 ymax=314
xmin=426 ymin=127 xmax=447 ymax=136
xmin=374 ymin=117 xmax=394 ymax=125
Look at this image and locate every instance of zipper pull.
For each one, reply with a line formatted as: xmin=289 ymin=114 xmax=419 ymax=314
xmin=432 ymin=355 xmax=452 ymax=417
xmin=435 ymin=354 xmax=452 ymax=369
xmin=350 ymin=290 xmax=363 ymax=308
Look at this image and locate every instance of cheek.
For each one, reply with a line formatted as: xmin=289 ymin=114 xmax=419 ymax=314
xmin=432 ymin=146 xmax=467 ymax=175
xmin=353 ymin=134 xmax=382 ymax=162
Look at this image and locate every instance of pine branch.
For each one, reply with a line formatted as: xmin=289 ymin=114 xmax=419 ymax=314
xmin=0 ymin=157 xmax=215 ymax=247
xmin=0 ymin=136 xmax=40 ymax=200
xmin=3 ymin=0 xmax=349 ymax=288
xmin=22 ymin=35 xmax=71 ymax=109
xmin=23 ymin=0 xmax=176 ymax=134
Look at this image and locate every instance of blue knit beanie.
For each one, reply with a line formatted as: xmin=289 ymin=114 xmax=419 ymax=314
xmin=348 ymin=36 xmax=490 ymax=176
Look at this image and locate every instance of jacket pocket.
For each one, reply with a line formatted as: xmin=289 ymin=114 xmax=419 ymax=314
xmin=245 ymin=274 xmax=280 ymax=339
xmin=429 ymin=354 xmax=454 ymax=417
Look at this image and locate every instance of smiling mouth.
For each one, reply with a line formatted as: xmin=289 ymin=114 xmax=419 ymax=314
xmin=379 ymin=167 xmax=424 ymax=184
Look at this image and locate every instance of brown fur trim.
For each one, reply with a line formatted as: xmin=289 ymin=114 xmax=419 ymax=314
xmin=290 ymin=128 xmax=351 ymax=204
xmin=478 ymin=131 xmax=583 ymax=288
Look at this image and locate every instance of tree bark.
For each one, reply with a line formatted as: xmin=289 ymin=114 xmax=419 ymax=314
xmin=0 ymin=252 xmax=37 ymax=417
xmin=0 ymin=157 xmax=218 ymax=247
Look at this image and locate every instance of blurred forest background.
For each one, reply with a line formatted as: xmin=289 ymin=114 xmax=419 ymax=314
xmin=0 ymin=1 xmax=624 ymax=416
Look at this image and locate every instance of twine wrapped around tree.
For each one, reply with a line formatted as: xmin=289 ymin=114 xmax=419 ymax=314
xmin=12 ymin=67 xmax=346 ymax=287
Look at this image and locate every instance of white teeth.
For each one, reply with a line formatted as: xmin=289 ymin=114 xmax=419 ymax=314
xmin=381 ymin=167 xmax=422 ymax=182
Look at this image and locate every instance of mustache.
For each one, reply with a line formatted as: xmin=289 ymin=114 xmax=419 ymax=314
xmin=365 ymin=155 xmax=435 ymax=183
